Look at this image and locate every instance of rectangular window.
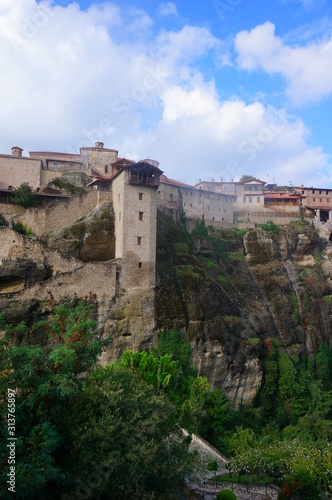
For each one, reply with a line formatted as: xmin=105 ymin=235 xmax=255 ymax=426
xmin=70 ymin=163 xmax=74 ymax=170
xmin=139 ymin=211 xmax=143 ymax=221
xmin=170 ymin=193 xmax=173 ymax=201
xmin=138 ymin=262 xmax=142 ymax=269
xmin=312 ymin=190 xmax=315 ymax=194
xmin=202 ymin=214 xmax=205 ymax=220
xmin=237 ymin=186 xmax=241 ymax=193
xmin=326 ymin=191 xmax=329 ymax=195
xmin=313 ymin=198 xmax=316 ymax=201
xmin=190 ymin=204 xmax=192 ymax=208
xmin=257 ymin=197 xmax=260 ymax=203
xmin=319 ymin=190 xmax=322 ymax=194
xmin=229 ymin=185 xmax=233 ymax=191
xmin=243 ymin=197 xmax=246 ymax=203
xmin=320 ymin=198 xmax=322 ymax=202
xmin=224 ymin=185 xmax=228 ymax=191
xmin=119 ymin=212 xmax=121 ymax=221
xmin=137 ymin=237 xmax=142 ymax=245
xmin=139 ymin=193 xmax=143 ymax=200
xmin=53 ymin=162 xmax=58 ymax=169
xmin=207 ymin=186 xmax=210 ymax=191
xmin=212 ymin=217 xmax=215 ymax=221
xmin=184 ymin=202 xmax=186 ymax=207
xmin=249 ymin=197 xmax=252 ymax=203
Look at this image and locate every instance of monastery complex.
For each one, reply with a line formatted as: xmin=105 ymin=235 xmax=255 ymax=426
xmin=0 ymin=142 xmax=331 ymax=292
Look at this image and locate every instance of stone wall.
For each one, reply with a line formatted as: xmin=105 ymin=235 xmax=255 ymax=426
xmin=0 ymin=156 xmax=42 ymax=190
xmin=12 ymin=190 xmax=111 ymax=236
xmin=158 ymin=182 xmax=234 ymax=224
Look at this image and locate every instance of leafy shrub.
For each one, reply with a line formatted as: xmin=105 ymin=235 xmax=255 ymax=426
xmin=13 ymin=221 xmax=34 ymax=236
xmin=260 ymin=221 xmax=281 ymax=235
xmin=217 ymin=489 xmax=237 ymax=500
xmin=10 ymin=183 xmax=35 ymax=207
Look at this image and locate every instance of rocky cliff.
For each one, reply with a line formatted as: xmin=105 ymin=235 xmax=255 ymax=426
xmin=0 ymin=206 xmax=331 ymax=407
xmin=155 ymin=214 xmax=332 ymax=405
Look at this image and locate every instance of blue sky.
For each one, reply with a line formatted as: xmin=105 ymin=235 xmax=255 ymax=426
xmin=1 ymin=0 xmax=332 ymax=186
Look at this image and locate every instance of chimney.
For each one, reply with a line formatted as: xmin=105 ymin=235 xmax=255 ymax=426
xmin=301 ymin=184 xmax=304 ymax=188
xmin=11 ymin=146 xmax=23 ymax=157
xmin=220 ymin=178 xmax=223 ymax=183
xmin=95 ymin=142 xmax=104 ymax=149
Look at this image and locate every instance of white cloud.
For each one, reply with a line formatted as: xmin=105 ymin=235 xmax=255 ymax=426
xmin=157 ymin=2 xmax=178 ymax=17
xmin=0 ymin=2 xmax=329 ymax=189
xmin=235 ymin=21 xmax=332 ymax=105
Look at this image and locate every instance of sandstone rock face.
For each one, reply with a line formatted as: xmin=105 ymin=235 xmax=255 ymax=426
xmin=155 ymin=215 xmax=332 ymax=406
xmin=46 ymin=201 xmax=115 ymax=262
xmin=0 ymin=212 xmax=331 ymax=409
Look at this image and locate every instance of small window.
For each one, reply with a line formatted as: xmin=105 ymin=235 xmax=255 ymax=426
xmin=184 ymin=202 xmax=186 ymax=207
xmin=139 ymin=193 xmax=143 ymax=200
xmin=249 ymin=197 xmax=252 ymax=203
xmin=139 ymin=212 xmax=143 ymax=221
xmin=186 ymin=191 xmax=188 ymax=195
xmin=327 ymin=199 xmax=329 ymax=203
xmin=119 ymin=212 xmax=121 ymax=221
xmin=170 ymin=193 xmax=173 ymax=201
xmin=312 ymin=190 xmax=315 ymax=194
xmin=243 ymin=197 xmax=246 ymax=203
xmin=137 ymin=237 xmax=142 ymax=245
xmin=320 ymin=198 xmax=322 ymax=202
xmin=229 ymin=185 xmax=233 ymax=191
xmin=53 ymin=162 xmax=58 ymax=169
xmin=302 ymin=190 xmax=304 ymax=194
xmin=158 ymin=190 xmax=160 ymax=194
xmin=224 ymin=185 xmax=228 ymax=191
xmin=190 ymin=191 xmax=193 ymax=196
xmin=105 ymin=165 xmax=108 ymax=174
xmin=138 ymin=262 xmax=142 ymax=269
xmin=212 ymin=217 xmax=215 ymax=221
xmin=326 ymin=191 xmax=329 ymax=195
xmin=70 ymin=163 xmax=75 ymax=170
xmin=237 ymin=186 xmax=241 ymax=193
xmin=202 ymin=214 xmax=205 ymax=220
xmin=257 ymin=197 xmax=260 ymax=203
xmin=319 ymin=190 xmax=322 ymax=194
xmin=208 ymin=206 xmax=210 ymax=210
xmin=313 ymin=197 xmax=315 ymax=201
xmin=190 ymin=204 xmax=192 ymax=208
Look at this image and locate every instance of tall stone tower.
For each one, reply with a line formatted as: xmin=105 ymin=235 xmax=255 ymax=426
xmin=111 ymin=159 xmax=162 ymax=291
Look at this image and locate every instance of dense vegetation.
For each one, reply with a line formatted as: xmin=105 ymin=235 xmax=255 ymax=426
xmin=0 ymin=302 xmax=331 ymax=498
xmin=10 ymin=183 xmax=35 ymax=208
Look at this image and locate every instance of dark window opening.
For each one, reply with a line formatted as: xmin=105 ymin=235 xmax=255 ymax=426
xmin=139 ymin=193 xmax=143 ymax=200
xmin=138 ymin=262 xmax=142 ymax=269
xmin=139 ymin=212 xmax=143 ymax=221
xmin=137 ymin=237 xmax=142 ymax=245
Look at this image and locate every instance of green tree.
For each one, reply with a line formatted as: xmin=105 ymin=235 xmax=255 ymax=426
xmin=61 ymin=365 xmax=195 ymax=498
xmin=10 ymin=183 xmax=35 ymax=208
xmin=0 ymin=302 xmax=110 ymax=498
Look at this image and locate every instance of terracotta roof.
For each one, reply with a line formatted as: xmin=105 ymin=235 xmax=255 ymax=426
xmin=160 ymin=175 xmax=195 ymax=188
xmin=29 ymin=151 xmax=80 ymax=157
xmin=306 ymin=206 xmax=332 ymax=211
